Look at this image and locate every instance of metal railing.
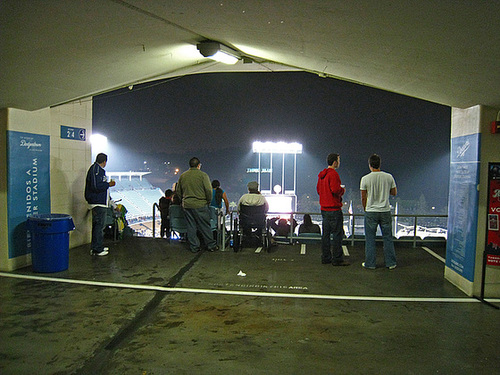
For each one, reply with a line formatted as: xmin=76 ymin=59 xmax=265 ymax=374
xmin=152 ymin=202 xmax=160 ymax=238
xmin=152 ymin=204 xmax=227 ymax=250
xmin=153 ymin=207 xmax=447 ymax=249
xmin=346 ymin=213 xmax=448 ymax=248
xmin=228 ymin=211 xmax=448 ymax=248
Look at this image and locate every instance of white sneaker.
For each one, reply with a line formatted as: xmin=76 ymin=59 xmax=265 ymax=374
xmin=388 ymin=264 xmax=397 ymax=270
xmin=91 ymin=249 xmax=109 ymax=256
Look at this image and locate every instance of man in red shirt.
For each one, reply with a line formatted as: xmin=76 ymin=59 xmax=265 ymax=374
xmin=317 ymin=153 xmax=349 ymax=266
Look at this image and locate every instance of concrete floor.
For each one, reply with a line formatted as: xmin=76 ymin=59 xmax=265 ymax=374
xmin=1 ymin=237 xmax=499 ymax=375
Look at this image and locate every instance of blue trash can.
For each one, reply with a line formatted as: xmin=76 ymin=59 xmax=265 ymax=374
xmin=27 ymin=214 xmax=75 ymax=273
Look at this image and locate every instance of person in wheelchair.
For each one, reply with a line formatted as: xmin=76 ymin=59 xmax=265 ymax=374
xmin=237 ymin=181 xmax=269 ymax=247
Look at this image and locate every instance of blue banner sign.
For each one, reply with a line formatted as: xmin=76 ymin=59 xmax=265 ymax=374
xmin=7 ymin=131 xmax=51 ymax=258
xmin=446 ymin=133 xmax=480 ymax=281
xmin=61 ymin=125 xmax=86 ymax=141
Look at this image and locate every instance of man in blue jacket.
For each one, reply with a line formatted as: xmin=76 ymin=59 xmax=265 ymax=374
xmin=85 ymin=153 xmax=115 ymax=256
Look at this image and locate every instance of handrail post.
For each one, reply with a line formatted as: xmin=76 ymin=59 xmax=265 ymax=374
xmin=413 ymin=215 xmax=418 ymax=248
xmin=220 ymin=209 xmax=225 ymax=251
xmin=351 ymin=214 xmax=356 ymax=246
xmin=152 ymin=203 xmax=157 ymax=238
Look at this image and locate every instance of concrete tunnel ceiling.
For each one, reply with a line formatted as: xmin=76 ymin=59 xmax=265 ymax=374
xmin=1 ymin=0 xmax=500 ymax=111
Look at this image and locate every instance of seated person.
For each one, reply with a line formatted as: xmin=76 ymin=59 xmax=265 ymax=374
xmin=237 ymin=181 xmax=269 ymax=244
xmin=238 ymin=181 xmax=269 ymax=212
xmin=269 ymin=217 xmax=298 ymax=237
xmin=298 ymin=214 xmax=321 ymax=234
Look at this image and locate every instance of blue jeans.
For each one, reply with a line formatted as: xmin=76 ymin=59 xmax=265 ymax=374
xmin=364 ymin=211 xmax=396 ymax=268
xmin=183 ymin=206 xmax=216 ymax=252
xmin=321 ymin=210 xmax=344 ymax=263
xmin=91 ymin=206 xmax=107 ymax=252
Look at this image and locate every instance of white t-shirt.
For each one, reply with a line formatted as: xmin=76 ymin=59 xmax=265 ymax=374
xmin=360 ymin=171 xmax=396 ymax=212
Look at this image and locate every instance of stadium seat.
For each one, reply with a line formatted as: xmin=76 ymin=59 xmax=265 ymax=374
xmin=169 ymin=205 xmax=188 ymax=239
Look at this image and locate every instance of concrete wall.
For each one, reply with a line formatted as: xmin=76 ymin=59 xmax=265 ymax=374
xmin=48 ymin=102 xmax=93 ymax=249
xmin=0 ymin=101 xmax=92 ymax=271
xmin=445 ymin=105 xmax=500 ymax=297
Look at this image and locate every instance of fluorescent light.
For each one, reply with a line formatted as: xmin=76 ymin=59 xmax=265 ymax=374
xmin=252 ymin=141 xmax=303 ymax=154
xmin=197 ymin=41 xmax=240 ymax=65
xmin=210 ymin=51 xmax=239 ymax=64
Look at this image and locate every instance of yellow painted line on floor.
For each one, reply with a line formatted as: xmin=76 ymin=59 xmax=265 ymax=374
xmin=342 ymin=245 xmax=350 ymax=257
xmin=422 ymin=246 xmax=445 ymax=263
xmin=300 ymin=244 xmax=306 ymax=255
xmin=1 ymin=272 xmax=499 ymax=304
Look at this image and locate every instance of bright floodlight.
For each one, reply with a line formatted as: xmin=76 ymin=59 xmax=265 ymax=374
xmin=252 ymin=141 xmax=302 ymax=154
xmin=266 ymin=195 xmax=293 ymax=213
xmin=90 ymin=134 xmax=108 ymax=154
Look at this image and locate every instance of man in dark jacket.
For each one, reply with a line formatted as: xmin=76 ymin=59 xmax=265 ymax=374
xmin=316 ymin=153 xmax=349 ymax=266
xmin=85 ymin=153 xmax=115 ymax=256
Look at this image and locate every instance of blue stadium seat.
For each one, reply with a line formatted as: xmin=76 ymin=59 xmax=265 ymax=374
xmin=169 ymin=205 xmax=188 ymax=238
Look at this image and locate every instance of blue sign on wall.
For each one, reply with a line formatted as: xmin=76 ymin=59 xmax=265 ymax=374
xmin=7 ymin=131 xmax=51 ymax=258
xmin=446 ymin=133 xmax=480 ymax=281
xmin=61 ymin=125 xmax=86 ymax=141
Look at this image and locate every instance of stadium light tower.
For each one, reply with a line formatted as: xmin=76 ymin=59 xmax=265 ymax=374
xmin=252 ymin=141 xmax=302 ymax=212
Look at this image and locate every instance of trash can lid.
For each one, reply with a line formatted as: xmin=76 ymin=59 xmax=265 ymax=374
xmin=28 ymin=213 xmax=73 ymax=221
xmin=27 ymin=214 xmax=75 ymax=233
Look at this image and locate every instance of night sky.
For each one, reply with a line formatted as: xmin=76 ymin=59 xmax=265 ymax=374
xmin=93 ymin=71 xmax=451 ymax=212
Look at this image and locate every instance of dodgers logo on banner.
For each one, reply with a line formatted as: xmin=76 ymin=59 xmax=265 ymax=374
xmin=446 ymin=133 xmax=480 ymax=281
xmin=7 ymin=131 xmax=51 ymax=258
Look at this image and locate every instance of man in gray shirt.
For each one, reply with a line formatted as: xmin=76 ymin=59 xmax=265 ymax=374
xmin=360 ymin=154 xmax=397 ymax=269
xmin=177 ymin=157 xmax=218 ymax=253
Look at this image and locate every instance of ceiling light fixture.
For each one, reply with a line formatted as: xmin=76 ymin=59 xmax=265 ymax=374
xmin=196 ymin=41 xmax=240 ymax=64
